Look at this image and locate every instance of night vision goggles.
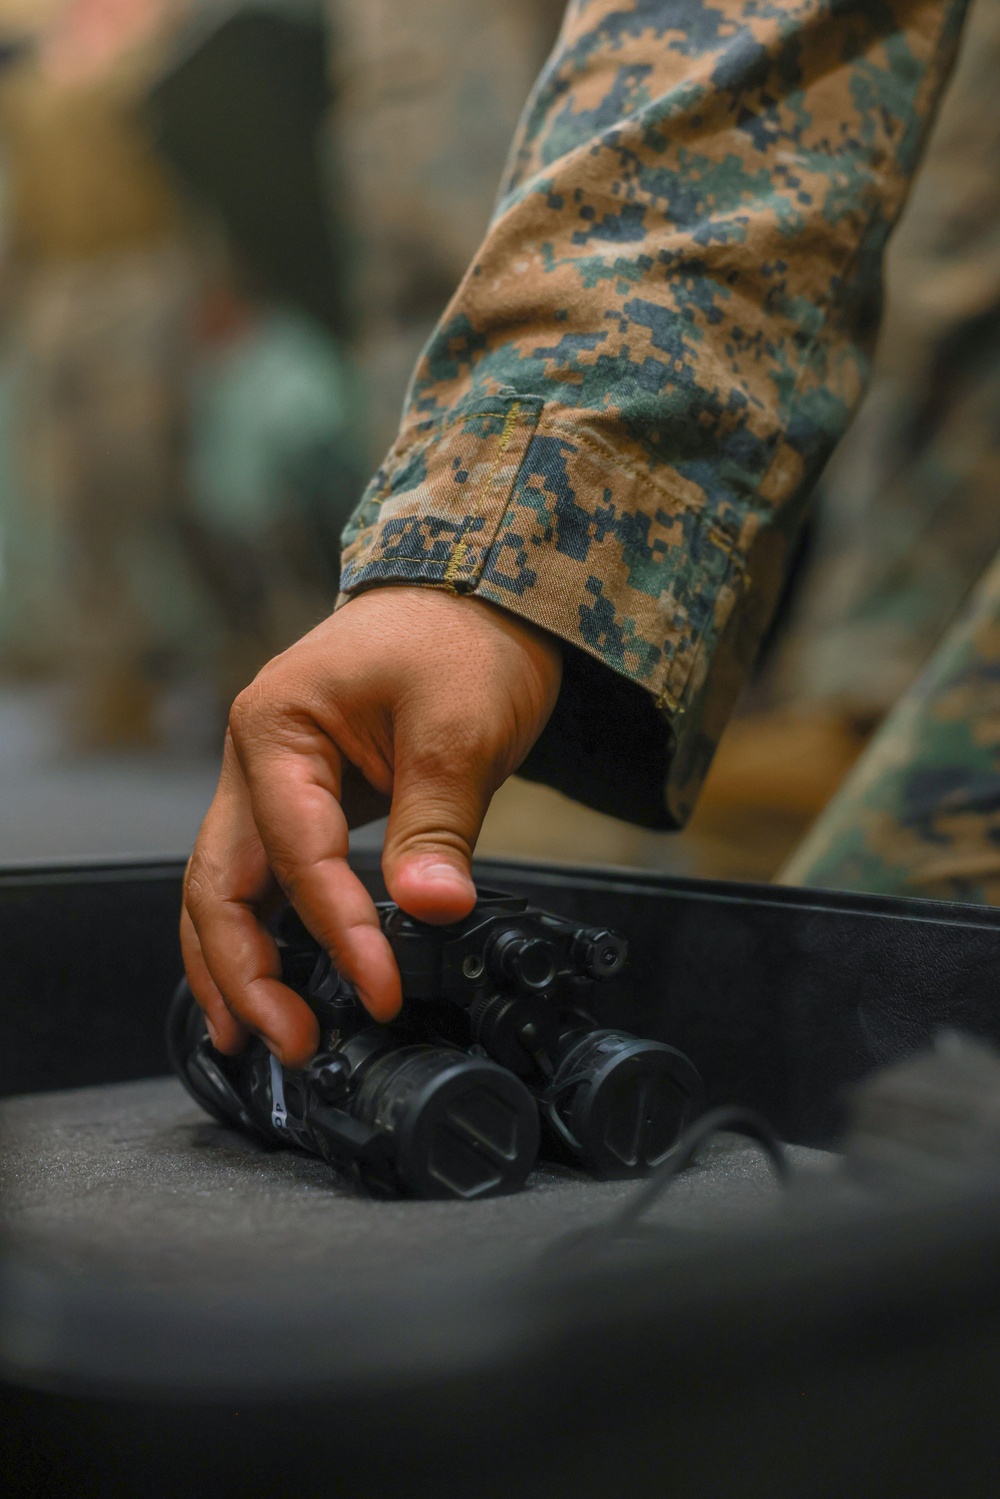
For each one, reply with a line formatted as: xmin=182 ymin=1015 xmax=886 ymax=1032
xmin=169 ymin=890 xmax=703 ymax=1200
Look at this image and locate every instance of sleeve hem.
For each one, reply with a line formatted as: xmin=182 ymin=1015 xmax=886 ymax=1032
xmin=340 ymin=394 xmax=749 ymax=725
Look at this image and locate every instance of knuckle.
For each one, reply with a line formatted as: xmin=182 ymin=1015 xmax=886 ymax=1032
xmin=183 ymin=868 xmax=214 ymax=921
xmin=183 ymin=848 xmax=228 ymax=922
xmin=227 ymin=681 xmax=269 ymax=744
xmin=228 ymin=673 xmax=317 ymax=757
xmin=392 ymin=828 xmax=474 ymax=868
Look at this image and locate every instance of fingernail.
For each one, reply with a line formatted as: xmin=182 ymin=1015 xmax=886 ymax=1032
xmin=205 ymin=1017 xmax=220 ymax=1048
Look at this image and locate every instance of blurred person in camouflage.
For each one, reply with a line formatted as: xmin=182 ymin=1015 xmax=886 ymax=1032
xmin=0 ymin=0 xmax=368 ymax=748
xmin=782 ymin=547 xmax=1000 ymax=902
xmin=0 ymin=0 xmax=202 ymax=745
xmin=180 ymin=0 xmax=981 ymax=1066
xmin=327 ymin=0 xmax=570 ymax=455
xmin=666 ymin=0 xmax=1000 ymax=885
xmin=773 ymin=0 xmax=1000 ymax=904
xmin=771 ymin=0 xmax=1000 ymax=734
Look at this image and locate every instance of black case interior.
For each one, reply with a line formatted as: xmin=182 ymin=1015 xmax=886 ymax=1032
xmin=5 ymin=855 xmax=1000 ymax=1498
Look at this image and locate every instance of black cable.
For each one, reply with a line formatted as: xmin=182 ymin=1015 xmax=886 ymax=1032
xmin=545 ymin=1106 xmax=791 ymax=1260
xmin=613 ymin=1106 xmax=791 ymax=1227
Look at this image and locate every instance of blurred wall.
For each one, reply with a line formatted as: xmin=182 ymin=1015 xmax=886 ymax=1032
xmin=328 ymin=0 xmax=565 ymax=456
xmin=0 ymin=0 xmax=569 ymax=757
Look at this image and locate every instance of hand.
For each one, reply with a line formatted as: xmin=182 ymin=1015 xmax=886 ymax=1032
xmin=181 ymin=586 xmax=562 ymax=1066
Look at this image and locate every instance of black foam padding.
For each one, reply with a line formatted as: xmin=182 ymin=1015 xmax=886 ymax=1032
xmin=0 ymin=1077 xmax=824 ymax=1308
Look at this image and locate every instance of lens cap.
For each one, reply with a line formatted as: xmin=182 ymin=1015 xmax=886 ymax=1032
xmin=557 ymin=1032 xmax=705 ymax=1178
xmin=359 ymin=1049 xmax=540 ymax=1200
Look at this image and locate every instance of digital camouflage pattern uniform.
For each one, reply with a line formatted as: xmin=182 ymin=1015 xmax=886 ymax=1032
xmin=339 ymin=0 xmax=971 ymax=831
xmin=776 ymin=0 xmax=1000 ymax=902
xmin=782 ymin=551 xmax=1000 ymax=903
xmin=769 ymin=0 xmax=1000 ymax=723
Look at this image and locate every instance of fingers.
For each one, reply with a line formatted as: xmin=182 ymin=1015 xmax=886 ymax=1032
xmin=180 ymin=902 xmax=246 ymax=1054
xmin=380 ymin=730 xmax=492 ymax=925
xmin=229 ymin=703 xmax=402 ymax=1023
xmin=183 ymin=740 xmax=322 ymax=1066
xmin=182 ymin=588 xmax=560 ymax=1061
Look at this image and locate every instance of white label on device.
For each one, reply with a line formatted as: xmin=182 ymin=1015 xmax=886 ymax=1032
xmin=270 ymin=1052 xmax=288 ymax=1130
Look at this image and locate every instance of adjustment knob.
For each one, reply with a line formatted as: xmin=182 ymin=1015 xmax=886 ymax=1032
xmin=488 ymin=930 xmax=559 ymax=991
xmin=571 ymin=927 xmax=627 ymax=980
xmin=469 ymin=992 xmax=560 ymax=1075
xmin=306 ymin=1054 xmax=349 ymax=1102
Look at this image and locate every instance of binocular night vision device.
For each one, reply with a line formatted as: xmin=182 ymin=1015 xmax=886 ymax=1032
xmin=169 ymin=891 xmax=704 ymax=1200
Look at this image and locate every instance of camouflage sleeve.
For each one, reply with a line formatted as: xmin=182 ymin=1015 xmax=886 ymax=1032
xmin=339 ymin=0 xmax=969 ymax=829
xmin=779 ymin=543 xmax=1000 ymax=905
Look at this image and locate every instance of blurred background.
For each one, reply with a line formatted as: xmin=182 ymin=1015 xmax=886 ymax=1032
xmin=0 ymin=0 xmax=996 ymax=880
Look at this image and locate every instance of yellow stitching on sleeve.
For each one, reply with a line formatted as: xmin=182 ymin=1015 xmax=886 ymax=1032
xmin=496 ymin=401 xmax=522 ymax=452
xmin=443 ymin=401 xmax=525 ymax=585
xmin=469 ymin=400 xmax=522 ymax=505
xmin=656 ymin=682 xmax=680 ymax=714
xmin=442 ymin=540 xmax=470 ymax=591
xmin=370 ymin=403 xmax=531 ymax=506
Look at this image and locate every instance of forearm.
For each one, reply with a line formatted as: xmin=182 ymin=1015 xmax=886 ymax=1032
xmin=340 ymin=0 xmax=970 ymax=827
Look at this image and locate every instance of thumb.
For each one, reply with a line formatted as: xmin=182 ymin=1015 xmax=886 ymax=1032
xmin=381 ymin=741 xmax=492 ymax=925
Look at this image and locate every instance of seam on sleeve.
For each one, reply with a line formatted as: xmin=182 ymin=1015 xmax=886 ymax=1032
xmin=342 ymin=400 xmax=753 ymax=719
xmin=340 ymin=394 xmax=544 ymax=592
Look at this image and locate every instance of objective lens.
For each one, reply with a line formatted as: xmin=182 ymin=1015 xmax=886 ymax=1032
xmin=353 ymin=1046 xmax=540 ymax=1199
xmin=546 ymin=1029 xmax=704 ymax=1178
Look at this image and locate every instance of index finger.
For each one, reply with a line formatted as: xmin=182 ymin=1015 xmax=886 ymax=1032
xmin=231 ymin=707 xmax=402 ymax=1023
xmin=183 ymin=741 xmax=322 ymax=1064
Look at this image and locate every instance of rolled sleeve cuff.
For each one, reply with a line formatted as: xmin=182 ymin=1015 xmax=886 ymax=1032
xmin=340 ymin=391 xmax=748 ymax=737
